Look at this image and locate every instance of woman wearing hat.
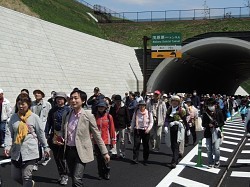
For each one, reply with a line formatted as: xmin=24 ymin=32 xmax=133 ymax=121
xmin=130 ymin=100 xmax=153 ymax=165
xmin=45 ymin=92 xmax=70 ymax=185
xmin=202 ymin=97 xmax=224 ymax=168
xmin=164 ymin=95 xmax=187 ymax=169
xmin=94 ymin=100 xmax=116 ymax=180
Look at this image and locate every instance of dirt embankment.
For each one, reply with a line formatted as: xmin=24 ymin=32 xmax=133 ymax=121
xmin=0 ymin=0 xmax=39 ymax=17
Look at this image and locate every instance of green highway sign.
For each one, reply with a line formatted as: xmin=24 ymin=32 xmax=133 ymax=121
xmin=151 ymin=33 xmax=182 ymax=46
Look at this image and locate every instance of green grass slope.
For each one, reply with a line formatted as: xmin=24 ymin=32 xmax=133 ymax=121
xmin=20 ymin=0 xmax=106 ymax=39
xmin=100 ymin=18 xmax=250 ymax=47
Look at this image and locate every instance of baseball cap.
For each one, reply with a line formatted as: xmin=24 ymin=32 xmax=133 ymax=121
xmin=154 ymin=90 xmax=161 ymax=95
xmin=94 ymin=87 xmax=100 ymax=92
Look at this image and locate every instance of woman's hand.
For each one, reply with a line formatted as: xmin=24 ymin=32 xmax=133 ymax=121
xmin=103 ymin=153 xmax=110 ymax=163
xmin=44 ymin=150 xmax=50 ymax=158
xmin=4 ymin=149 xmax=10 ymax=157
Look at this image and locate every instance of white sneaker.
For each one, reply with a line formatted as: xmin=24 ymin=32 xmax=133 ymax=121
xmin=246 ymin=133 xmax=250 ymax=137
xmin=33 ymin=164 xmax=38 ymax=171
xmin=60 ymin=175 xmax=68 ymax=185
xmin=0 ymin=144 xmax=4 ymax=148
xmin=41 ymin=157 xmax=51 ymax=166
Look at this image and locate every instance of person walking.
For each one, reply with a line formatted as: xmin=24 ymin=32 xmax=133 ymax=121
xmin=130 ymin=100 xmax=153 ymax=165
xmin=185 ymin=98 xmax=198 ymax=145
xmin=202 ymin=97 xmax=224 ymax=168
xmin=109 ymin=95 xmax=130 ymax=158
xmin=31 ymin=89 xmax=52 ymax=170
xmin=87 ymin=87 xmax=105 ymax=115
xmin=164 ymin=95 xmax=186 ymax=169
xmin=4 ymin=93 xmax=50 ymax=186
xmin=62 ymin=89 xmax=110 ymax=187
xmin=94 ymin=100 xmax=116 ymax=180
xmin=0 ymin=88 xmax=12 ymax=148
xmin=146 ymin=90 xmax=166 ymax=152
xmin=45 ymin=92 xmax=70 ymax=185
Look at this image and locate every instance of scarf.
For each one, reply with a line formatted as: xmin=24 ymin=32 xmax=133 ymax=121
xmin=135 ymin=109 xmax=148 ymax=129
xmin=15 ymin=110 xmax=32 ymax=144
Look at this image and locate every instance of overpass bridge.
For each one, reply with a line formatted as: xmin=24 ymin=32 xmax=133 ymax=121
xmin=135 ymin=31 xmax=250 ymax=95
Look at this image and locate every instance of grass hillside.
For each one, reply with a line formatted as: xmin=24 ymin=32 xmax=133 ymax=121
xmin=20 ymin=0 xmax=106 ymax=39
xmin=99 ymin=18 xmax=250 ymax=47
xmin=0 ymin=0 xmax=250 ymax=93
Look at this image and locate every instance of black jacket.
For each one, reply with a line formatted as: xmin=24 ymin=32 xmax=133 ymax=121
xmin=109 ymin=104 xmax=130 ymax=129
xmin=202 ymin=108 xmax=224 ymax=138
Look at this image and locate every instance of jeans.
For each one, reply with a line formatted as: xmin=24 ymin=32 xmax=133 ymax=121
xmin=150 ymin=125 xmax=162 ymax=150
xmin=66 ymin=147 xmax=86 ymax=187
xmin=205 ymin=137 xmax=220 ymax=165
xmin=11 ymin=159 xmax=35 ymax=187
xmin=0 ymin=121 xmax=7 ymax=145
xmin=116 ymin=128 xmax=126 ymax=156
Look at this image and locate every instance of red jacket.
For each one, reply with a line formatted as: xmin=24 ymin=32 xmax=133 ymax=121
xmin=95 ymin=113 xmax=116 ymax=146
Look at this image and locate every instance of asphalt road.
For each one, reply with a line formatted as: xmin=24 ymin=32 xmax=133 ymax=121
xmin=1 ymin=115 xmax=250 ymax=187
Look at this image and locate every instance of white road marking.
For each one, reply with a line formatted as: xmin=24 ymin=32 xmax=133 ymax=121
xmin=223 ymin=125 xmax=245 ymax=129
xmin=231 ymin=171 xmax=250 ymax=178
xmin=222 ymin=140 xmax=238 ymax=145
xmin=200 ymin=153 xmax=228 ymax=161
xmin=236 ymin=159 xmax=250 ymax=164
xmin=173 ymin=176 xmax=210 ymax=187
xmin=223 ymin=131 xmax=244 ymax=136
xmin=220 ymin=147 xmax=234 ymax=152
xmin=0 ymin=158 xmax=11 ymax=165
xmin=223 ymin=136 xmax=241 ymax=141
xmin=241 ymin=150 xmax=250 ymax=154
xmin=223 ymin=127 xmax=245 ymax=132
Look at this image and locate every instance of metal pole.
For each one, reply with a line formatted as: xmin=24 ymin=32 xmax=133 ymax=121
xmin=142 ymin=36 xmax=149 ymax=96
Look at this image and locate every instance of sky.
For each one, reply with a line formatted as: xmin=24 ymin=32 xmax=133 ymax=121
xmin=88 ymin=0 xmax=248 ymax=12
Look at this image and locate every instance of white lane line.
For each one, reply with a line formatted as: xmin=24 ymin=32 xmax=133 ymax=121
xmin=157 ymin=139 xmax=207 ymax=187
xmin=242 ymin=150 xmax=250 ymax=154
xmin=223 ymin=127 xmax=245 ymax=132
xmin=236 ymin=159 xmax=250 ymax=164
xmin=173 ymin=176 xmax=210 ymax=187
xmin=221 ymin=140 xmax=238 ymax=145
xmin=220 ymin=147 xmax=234 ymax=152
xmin=225 ymin=122 xmax=244 ymax=125
xmin=246 ymin=143 xmax=250 ymax=146
xmin=231 ymin=171 xmax=250 ymax=178
xmin=200 ymin=153 xmax=228 ymax=161
xmin=223 ymin=125 xmax=245 ymax=129
xmin=182 ymin=161 xmax=220 ymax=174
xmin=223 ymin=131 xmax=244 ymax=136
xmin=0 ymin=158 xmax=11 ymax=165
xmin=223 ymin=136 xmax=241 ymax=141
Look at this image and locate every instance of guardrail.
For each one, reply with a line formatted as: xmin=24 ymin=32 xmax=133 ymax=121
xmin=108 ymin=6 xmax=250 ymax=23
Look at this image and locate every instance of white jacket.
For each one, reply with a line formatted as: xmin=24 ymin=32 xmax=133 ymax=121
xmin=1 ymin=98 xmax=12 ymax=122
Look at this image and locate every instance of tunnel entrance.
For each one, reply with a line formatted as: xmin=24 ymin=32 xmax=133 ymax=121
xmin=146 ymin=32 xmax=250 ymax=95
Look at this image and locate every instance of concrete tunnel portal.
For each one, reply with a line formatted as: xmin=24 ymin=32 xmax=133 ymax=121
xmin=147 ymin=36 xmax=250 ymax=95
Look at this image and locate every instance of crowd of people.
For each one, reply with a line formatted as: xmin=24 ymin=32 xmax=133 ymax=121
xmin=0 ymin=87 xmax=250 ymax=187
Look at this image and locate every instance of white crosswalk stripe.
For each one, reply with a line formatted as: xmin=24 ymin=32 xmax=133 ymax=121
xmin=157 ymin=116 xmax=245 ymax=186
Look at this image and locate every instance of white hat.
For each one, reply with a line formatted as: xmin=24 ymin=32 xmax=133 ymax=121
xmin=171 ymin=95 xmax=180 ymax=102
xmin=0 ymin=89 xmax=3 ymax=94
xmin=163 ymin=94 xmax=168 ymax=97
xmin=176 ymin=93 xmax=185 ymax=98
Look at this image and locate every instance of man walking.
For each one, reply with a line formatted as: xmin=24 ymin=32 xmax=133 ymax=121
xmin=0 ymin=88 xmax=12 ymax=148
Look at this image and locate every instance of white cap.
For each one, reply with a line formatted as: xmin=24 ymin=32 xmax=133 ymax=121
xmin=163 ymin=94 xmax=168 ymax=97
xmin=0 ymin=89 xmax=3 ymax=94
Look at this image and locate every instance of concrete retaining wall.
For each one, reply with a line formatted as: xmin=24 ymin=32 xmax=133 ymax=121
xmin=0 ymin=6 xmax=143 ymax=105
